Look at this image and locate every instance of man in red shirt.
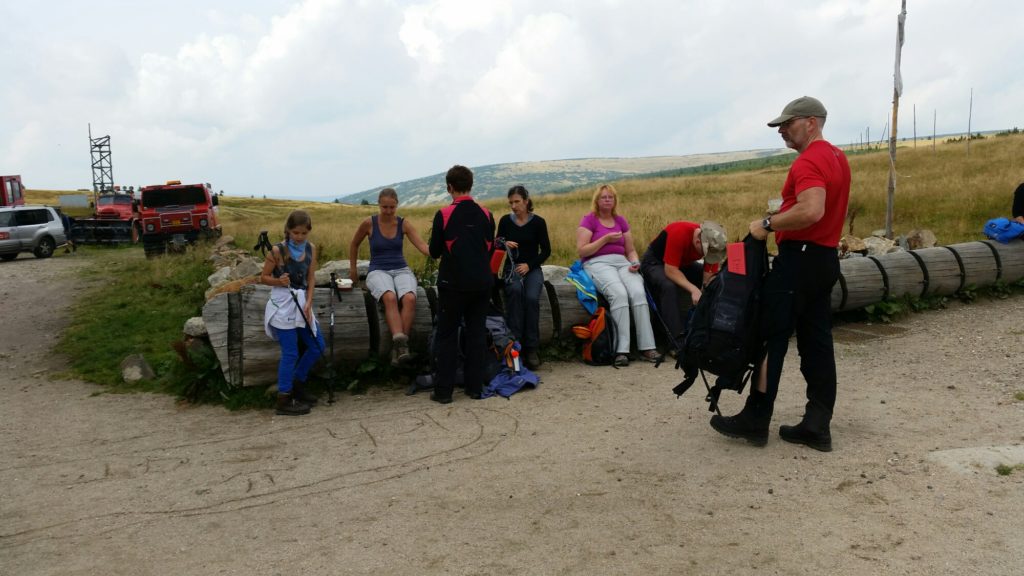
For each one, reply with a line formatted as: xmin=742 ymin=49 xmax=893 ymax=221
xmin=710 ymin=96 xmax=850 ymax=452
xmin=640 ymin=220 xmax=726 ymax=345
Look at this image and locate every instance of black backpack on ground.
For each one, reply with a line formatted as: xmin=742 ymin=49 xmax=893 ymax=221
xmin=672 ymin=235 xmax=769 ymax=413
xmin=573 ymin=306 xmax=618 ymax=366
xmin=409 ymin=302 xmax=511 ymax=395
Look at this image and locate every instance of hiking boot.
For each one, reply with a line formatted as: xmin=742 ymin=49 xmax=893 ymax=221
xmin=292 ymin=381 xmax=318 ymax=406
xmin=429 ymin=391 xmax=452 ymax=404
xmin=613 ymin=354 xmax=630 ymax=367
xmin=709 ymin=391 xmax=772 ymax=446
xmin=393 ymin=333 xmax=412 ymax=364
xmin=523 ymin=349 xmax=541 ymax=370
xmin=779 ymin=402 xmax=833 ymax=452
xmin=275 ymin=393 xmax=311 ymax=416
xmin=779 ymin=423 xmax=833 ymax=452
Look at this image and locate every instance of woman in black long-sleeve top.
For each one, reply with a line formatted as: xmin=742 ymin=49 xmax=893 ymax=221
xmin=1013 ymin=182 xmax=1024 ymax=224
xmin=496 ymin=185 xmax=551 ymax=370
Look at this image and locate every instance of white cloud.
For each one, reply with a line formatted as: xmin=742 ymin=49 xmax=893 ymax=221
xmin=459 ymin=12 xmax=590 ymax=136
xmin=1 ymin=0 xmax=1022 ymax=197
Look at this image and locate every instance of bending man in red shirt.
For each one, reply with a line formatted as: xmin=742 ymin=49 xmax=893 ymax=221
xmin=640 ymin=220 xmax=726 ymax=345
xmin=710 ymin=96 xmax=850 ymax=452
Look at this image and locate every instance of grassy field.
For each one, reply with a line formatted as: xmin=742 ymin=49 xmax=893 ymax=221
xmin=32 ymin=132 xmax=1021 ymax=269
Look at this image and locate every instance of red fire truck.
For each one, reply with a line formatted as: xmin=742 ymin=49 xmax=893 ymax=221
xmin=138 ymin=180 xmax=221 ymax=257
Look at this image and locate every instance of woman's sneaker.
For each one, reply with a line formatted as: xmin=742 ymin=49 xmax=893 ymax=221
xmin=639 ymin=349 xmax=663 ymax=363
xmin=393 ymin=333 xmax=411 ymax=364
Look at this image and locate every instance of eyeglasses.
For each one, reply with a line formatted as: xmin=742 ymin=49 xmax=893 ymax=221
xmin=780 ymin=116 xmax=809 ymax=129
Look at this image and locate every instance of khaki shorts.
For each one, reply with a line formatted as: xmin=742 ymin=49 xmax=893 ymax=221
xmin=365 ymin=267 xmax=418 ymax=301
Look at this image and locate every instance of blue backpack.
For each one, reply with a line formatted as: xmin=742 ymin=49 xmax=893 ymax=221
xmin=983 ymin=218 xmax=1024 ymax=243
xmin=566 ymin=260 xmax=599 ymax=315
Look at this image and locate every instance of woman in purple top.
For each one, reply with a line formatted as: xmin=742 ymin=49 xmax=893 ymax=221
xmin=576 ymin=184 xmax=662 ymax=367
xmin=349 ymin=188 xmax=430 ymax=365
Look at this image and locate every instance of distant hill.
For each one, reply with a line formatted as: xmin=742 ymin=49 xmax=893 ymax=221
xmin=334 ymin=149 xmax=791 ymax=206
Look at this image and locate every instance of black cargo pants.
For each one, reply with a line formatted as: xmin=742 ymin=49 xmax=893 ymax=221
xmin=761 ymin=241 xmax=841 ymax=415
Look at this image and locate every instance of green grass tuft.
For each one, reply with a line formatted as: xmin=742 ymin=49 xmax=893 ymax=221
xmin=995 ymin=463 xmax=1024 ymax=476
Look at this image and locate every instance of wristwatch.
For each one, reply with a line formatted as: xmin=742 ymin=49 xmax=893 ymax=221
xmin=761 ymin=217 xmax=773 ymax=232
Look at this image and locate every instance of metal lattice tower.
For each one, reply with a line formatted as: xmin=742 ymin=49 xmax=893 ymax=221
xmin=89 ymin=124 xmax=114 ymax=194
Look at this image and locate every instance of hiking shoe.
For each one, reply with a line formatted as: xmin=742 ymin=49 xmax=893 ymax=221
xmin=292 ymin=381 xmax=318 ymax=407
xmin=639 ymin=349 xmax=663 ymax=363
xmin=613 ymin=354 xmax=630 ymax=367
xmin=275 ymin=393 xmax=311 ymax=416
xmin=710 ymin=414 xmax=768 ymax=446
xmin=779 ymin=423 xmax=833 ymax=452
xmin=393 ymin=333 xmax=411 ymax=364
xmin=429 ymin=391 xmax=453 ymax=404
xmin=523 ymin=349 xmax=541 ymax=370
xmin=708 ymin=391 xmax=772 ymax=446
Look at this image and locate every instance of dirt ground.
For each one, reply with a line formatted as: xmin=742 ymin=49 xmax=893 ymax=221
xmin=2 ymin=252 xmax=1023 ymax=576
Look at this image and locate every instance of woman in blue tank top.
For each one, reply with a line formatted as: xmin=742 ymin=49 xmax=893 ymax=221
xmin=349 ymin=188 xmax=430 ymax=365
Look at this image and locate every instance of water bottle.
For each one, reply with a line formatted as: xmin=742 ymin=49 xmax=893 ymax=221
xmin=510 ymin=349 xmax=521 ymax=372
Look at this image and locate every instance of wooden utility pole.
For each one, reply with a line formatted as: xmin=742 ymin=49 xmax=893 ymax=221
xmin=967 ymin=87 xmax=973 ymax=157
xmin=885 ymin=0 xmax=907 ymax=239
xmin=933 ymin=109 xmax=936 ymax=151
xmin=913 ymin=104 xmax=917 ymax=148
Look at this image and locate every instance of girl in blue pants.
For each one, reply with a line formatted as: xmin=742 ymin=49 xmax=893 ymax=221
xmin=261 ymin=210 xmax=325 ymax=416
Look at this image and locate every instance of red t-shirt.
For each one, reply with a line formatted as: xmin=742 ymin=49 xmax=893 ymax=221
xmin=651 ymin=221 xmax=719 ymax=274
xmin=776 ymin=140 xmax=851 ymax=247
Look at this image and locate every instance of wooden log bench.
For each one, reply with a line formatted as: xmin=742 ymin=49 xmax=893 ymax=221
xmin=203 ymin=240 xmax=1024 ymax=386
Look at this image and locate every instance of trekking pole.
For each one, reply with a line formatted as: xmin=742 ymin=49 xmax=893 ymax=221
xmin=639 ymin=270 xmax=683 ymax=369
xmin=254 ymin=230 xmax=273 ymax=256
xmin=325 ymin=272 xmax=343 ymax=404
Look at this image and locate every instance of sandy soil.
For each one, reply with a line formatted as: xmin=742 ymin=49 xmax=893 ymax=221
xmin=1 ymin=251 xmax=1023 ymax=576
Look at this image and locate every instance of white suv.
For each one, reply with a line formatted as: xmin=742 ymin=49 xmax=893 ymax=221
xmin=0 ymin=205 xmax=68 ymax=260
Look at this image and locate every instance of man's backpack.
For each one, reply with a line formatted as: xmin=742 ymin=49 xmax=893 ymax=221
xmin=573 ymin=306 xmax=618 ymax=366
xmin=672 ymin=235 xmax=768 ymax=412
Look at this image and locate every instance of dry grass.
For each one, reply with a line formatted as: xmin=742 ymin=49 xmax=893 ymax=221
xmin=25 ymin=133 xmax=1023 ymax=267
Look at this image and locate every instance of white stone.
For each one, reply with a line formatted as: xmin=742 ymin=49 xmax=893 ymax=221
xmin=120 ymin=354 xmax=156 ymax=383
xmin=229 ymin=258 xmax=263 ymax=280
xmin=207 ymin=267 xmax=231 ymax=287
xmin=184 ymin=316 xmax=208 ymax=337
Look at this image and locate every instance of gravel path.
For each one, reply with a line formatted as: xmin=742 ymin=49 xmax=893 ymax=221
xmin=1 ymin=251 xmax=1022 ymax=575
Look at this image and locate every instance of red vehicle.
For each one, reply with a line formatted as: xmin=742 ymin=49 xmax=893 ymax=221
xmin=1 ymin=175 xmax=26 ymax=206
xmin=69 ymin=191 xmax=140 ymax=244
xmin=138 ymin=180 xmax=221 ymax=257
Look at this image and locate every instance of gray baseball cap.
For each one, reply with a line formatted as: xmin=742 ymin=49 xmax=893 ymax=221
xmin=700 ymin=221 xmax=727 ymax=264
xmin=767 ymin=96 xmax=827 ymax=127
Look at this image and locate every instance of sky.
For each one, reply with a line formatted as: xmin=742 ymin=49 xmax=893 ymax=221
xmin=2 ymin=0 xmax=1022 ymax=200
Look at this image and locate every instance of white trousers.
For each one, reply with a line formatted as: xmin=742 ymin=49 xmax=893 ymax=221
xmin=583 ymin=254 xmax=656 ymax=354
